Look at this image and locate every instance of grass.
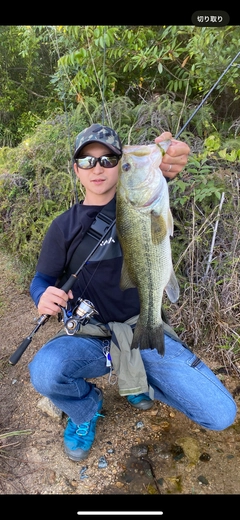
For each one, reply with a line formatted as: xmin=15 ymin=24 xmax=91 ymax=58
xmin=167 ymin=174 xmax=240 ymax=376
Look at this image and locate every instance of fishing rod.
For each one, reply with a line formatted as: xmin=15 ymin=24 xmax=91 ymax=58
xmin=175 ymin=50 xmax=240 ymax=139
xmin=9 ymin=218 xmax=116 ymax=365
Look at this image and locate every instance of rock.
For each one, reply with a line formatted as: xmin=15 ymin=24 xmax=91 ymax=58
xmin=176 ymin=436 xmax=201 ymax=464
xmin=98 ymin=456 xmax=108 ymax=468
xmin=131 ymin=444 xmax=148 ymax=458
xmin=37 ymin=396 xmax=63 ymax=420
xmin=198 ymin=475 xmax=209 ymax=485
xmin=199 ymin=452 xmax=211 ymax=462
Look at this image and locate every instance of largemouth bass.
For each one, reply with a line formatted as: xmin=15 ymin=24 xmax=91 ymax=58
xmin=116 ymin=141 xmax=180 ymax=355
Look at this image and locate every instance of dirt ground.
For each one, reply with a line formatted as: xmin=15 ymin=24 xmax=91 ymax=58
xmin=0 ymin=250 xmax=240 ymax=502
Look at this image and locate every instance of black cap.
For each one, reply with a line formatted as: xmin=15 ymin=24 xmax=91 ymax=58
xmin=73 ymin=123 xmax=122 ymax=159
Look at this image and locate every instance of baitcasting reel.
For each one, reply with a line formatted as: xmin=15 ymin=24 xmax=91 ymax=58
xmin=60 ymin=298 xmax=99 ymax=335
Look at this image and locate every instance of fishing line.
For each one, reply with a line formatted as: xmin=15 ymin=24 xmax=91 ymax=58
xmin=78 ymin=258 xmax=105 ymax=301
xmin=175 ymin=50 xmax=240 ymax=139
xmin=101 ymin=26 xmax=106 ymax=125
xmin=85 ymin=26 xmax=112 ymax=127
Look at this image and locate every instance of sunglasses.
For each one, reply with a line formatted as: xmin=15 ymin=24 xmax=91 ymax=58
xmin=75 ymin=154 xmax=120 ymax=169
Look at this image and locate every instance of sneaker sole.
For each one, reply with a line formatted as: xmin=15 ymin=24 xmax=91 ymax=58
xmin=64 ymin=445 xmax=90 ymax=461
xmin=129 ymin=400 xmax=154 ymax=410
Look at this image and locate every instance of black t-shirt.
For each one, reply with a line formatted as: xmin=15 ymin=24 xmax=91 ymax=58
xmin=36 ymin=197 xmax=140 ymax=323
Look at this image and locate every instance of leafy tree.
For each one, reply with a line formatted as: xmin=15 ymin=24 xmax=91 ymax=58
xmin=0 ymin=25 xmax=240 ymax=145
xmin=54 ymin=25 xmax=240 ymax=115
xmin=0 ymin=25 xmax=60 ymax=146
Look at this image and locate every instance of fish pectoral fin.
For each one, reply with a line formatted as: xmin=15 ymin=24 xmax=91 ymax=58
xmin=151 ymin=213 xmax=167 ymax=245
xmin=119 ymin=260 xmax=136 ymax=290
xmin=168 ymin=208 xmax=174 ymax=237
xmin=165 ymin=269 xmax=180 ymax=303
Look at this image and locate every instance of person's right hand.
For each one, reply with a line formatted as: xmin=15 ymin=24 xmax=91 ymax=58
xmin=38 ymin=286 xmax=73 ymax=315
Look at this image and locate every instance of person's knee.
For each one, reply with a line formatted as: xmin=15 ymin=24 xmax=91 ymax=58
xmin=204 ymin=399 xmax=237 ymax=431
xmin=29 ymin=343 xmax=62 ymax=394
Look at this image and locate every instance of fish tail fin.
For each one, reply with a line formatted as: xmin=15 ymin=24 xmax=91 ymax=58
xmin=131 ymin=322 xmax=165 ymax=355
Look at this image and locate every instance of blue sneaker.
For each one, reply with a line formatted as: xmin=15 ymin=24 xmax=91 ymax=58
xmin=127 ymin=393 xmax=153 ymax=410
xmin=64 ymin=388 xmax=104 ymax=461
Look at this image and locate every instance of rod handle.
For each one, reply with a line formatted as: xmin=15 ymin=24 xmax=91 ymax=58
xmin=9 ymin=337 xmax=32 ymax=365
xmin=9 ymin=277 xmax=76 ymax=366
xmin=60 ymin=274 xmax=77 ymax=294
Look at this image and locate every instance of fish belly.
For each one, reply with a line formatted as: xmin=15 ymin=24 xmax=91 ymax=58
xmin=117 ymin=198 xmax=172 ymax=355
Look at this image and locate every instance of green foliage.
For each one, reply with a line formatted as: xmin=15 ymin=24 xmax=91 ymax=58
xmin=54 ymin=25 xmax=240 ymax=114
xmin=0 ymin=26 xmax=60 ymax=146
xmin=0 ymin=25 xmax=240 ymax=145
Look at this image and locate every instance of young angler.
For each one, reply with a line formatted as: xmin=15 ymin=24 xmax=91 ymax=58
xmin=29 ymin=124 xmax=237 ymax=461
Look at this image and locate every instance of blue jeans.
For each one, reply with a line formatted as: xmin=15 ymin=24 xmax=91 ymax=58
xmin=29 ymin=333 xmax=237 ymax=430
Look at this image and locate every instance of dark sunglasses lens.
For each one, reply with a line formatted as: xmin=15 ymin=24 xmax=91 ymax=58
xmin=100 ymin=156 xmax=119 ymax=168
xmin=76 ymin=155 xmax=119 ymax=169
xmin=76 ymin=157 xmax=96 ymax=169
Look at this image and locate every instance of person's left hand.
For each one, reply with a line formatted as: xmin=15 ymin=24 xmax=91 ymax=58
xmin=155 ymin=131 xmax=190 ymax=179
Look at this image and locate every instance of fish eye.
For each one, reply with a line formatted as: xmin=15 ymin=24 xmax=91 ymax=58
xmin=122 ymin=162 xmax=131 ymax=172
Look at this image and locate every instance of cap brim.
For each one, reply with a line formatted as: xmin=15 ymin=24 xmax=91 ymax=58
xmin=73 ymin=141 xmax=122 ymax=159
